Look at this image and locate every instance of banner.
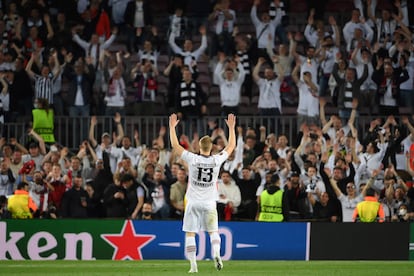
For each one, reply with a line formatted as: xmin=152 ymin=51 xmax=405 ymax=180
xmin=310 ymin=223 xmax=410 ymax=260
xmin=0 ymin=220 xmax=307 ymax=260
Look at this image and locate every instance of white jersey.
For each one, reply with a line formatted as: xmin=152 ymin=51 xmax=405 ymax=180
xmin=338 ymin=193 xmax=363 ymax=222
xmin=181 ymin=150 xmax=229 ymax=203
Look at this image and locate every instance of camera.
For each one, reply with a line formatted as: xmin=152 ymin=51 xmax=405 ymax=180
xmin=309 ymin=133 xmax=318 ymax=140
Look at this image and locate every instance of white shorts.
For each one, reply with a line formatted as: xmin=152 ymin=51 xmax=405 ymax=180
xmin=182 ymin=201 xmax=218 ymax=233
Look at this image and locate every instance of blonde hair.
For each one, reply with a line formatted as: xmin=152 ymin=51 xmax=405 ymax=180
xmin=199 ymin=135 xmax=213 ymax=153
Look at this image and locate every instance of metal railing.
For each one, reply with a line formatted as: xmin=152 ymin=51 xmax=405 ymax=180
xmin=3 ymin=115 xmax=378 ymax=150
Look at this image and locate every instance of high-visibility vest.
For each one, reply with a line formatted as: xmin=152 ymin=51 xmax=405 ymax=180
xmin=8 ymin=191 xmax=37 ymax=219
xmin=258 ymin=189 xmax=284 ymax=222
xmin=32 ymin=109 xmax=55 ymax=143
xmin=356 ymin=200 xmax=380 ymax=222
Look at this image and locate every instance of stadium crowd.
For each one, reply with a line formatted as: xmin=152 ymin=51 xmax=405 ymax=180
xmin=0 ymin=0 xmax=414 ymax=223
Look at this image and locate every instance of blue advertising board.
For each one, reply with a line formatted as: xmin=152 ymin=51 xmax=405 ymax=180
xmin=134 ymin=221 xmax=308 ymax=260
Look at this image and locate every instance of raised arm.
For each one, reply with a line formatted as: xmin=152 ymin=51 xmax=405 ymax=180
xmin=113 ymin=112 xmax=124 ymax=145
xmin=72 ymin=32 xmax=89 ymax=50
xmin=44 ymin=13 xmax=54 ymax=40
xmin=89 ymin=116 xmax=98 ymax=148
xmin=0 ymin=73 xmax=8 ymax=95
xmin=214 ymin=53 xmax=226 ymax=84
xmin=29 ymin=129 xmax=46 ymax=155
xmin=25 ymin=52 xmax=37 ymax=79
xmin=224 ymin=113 xmax=236 ymax=156
xmin=252 ymin=57 xmax=265 ymax=83
xmin=169 ymin=113 xmax=185 ymax=156
xmin=250 ymin=0 xmax=261 ymax=27
xmin=402 ymin=116 xmax=414 ymax=138
xmin=192 ymin=26 xmax=208 ymax=59
xmin=291 ymin=61 xmax=300 ymax=84
xmin=102 ymin=27 xmax=118 ymax=49
xmin=329 ymin=16 xmax=341 ymax=47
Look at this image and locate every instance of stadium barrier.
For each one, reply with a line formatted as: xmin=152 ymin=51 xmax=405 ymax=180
xmin=3 ymin=115 xmax=377 ymax=151
xmin=1 ymin=220 xmax=413 ymax=261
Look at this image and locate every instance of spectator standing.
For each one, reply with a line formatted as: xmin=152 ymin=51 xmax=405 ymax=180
xmin=7 ymin=57 xmax=34 ymax=118
xmin=284 ymin=171 xmax=311 ymax=220
xmin=103 ymin=175 xmax=129 ymax=218
xmin=252 ymin=57 xmax=283 ymax=118
xmin=163 ymin=54 xmax=185 ymax=111
xmin=103 ymin=66 xmax=126 ymax=116
xmin=372 ymin=60 xmax=409 ymax=116
xmin=291 ymin=64 xmax=319 ymax=127
xmin=45 ymin=164 xmax=69 ymax=212
xmin=26 ymin=50 xmax=60 ymax=106
xmin=89 ymin=114 xmax=124 ymax=174
xmin=61 ymin=175 xmax=89 ymax=218
xmin=343 ymin=9 xmax=374 ymax=55
xmin=331 ymin=56 xmax=368 ymax=124
xmin=167 ymin=7 xmax=190 ymax=50
xmin=22 ymin=130 xmax=46 ymax=171
xmin=175 ymin=67 xmax=207 ymax=135
xmin=170 ymin=168 xmax=188 ymax=219
xmin=232 ymin=167 xmax=261 ymax=220
xmin=208 ymin=0 xmax=236 ymax=57
xmin=217 ymin=170 xmax=241 ymax=221
xmin=145 ymin=169 xmax=170 ymax=219
xmin=308 ymin=191 xmax=340 ymax=222
xmin=124 ymin=0 xmax=153 ymax=53
xmin=169 ymin=26 xmax=207 ymax=73
xmin=250 ymin=0 xmax=282 ymax=60
xmin=64 ymin=56 xmax=95 ymax=118
xmin=28 ymin=171 xmax=49 ymax=216
xmin=72 ymin=26 xmax=117 ymax=102
xmin=214 ymin=53 xmax=246 ymax=116
xmin=235 ymin=34 xmax=254 ymax=101
xmin=0 ymin=158 xmax=15 ymax=196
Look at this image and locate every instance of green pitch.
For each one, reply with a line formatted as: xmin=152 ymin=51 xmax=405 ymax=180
xmin=1 ymin=260 xmax=413 ymax=275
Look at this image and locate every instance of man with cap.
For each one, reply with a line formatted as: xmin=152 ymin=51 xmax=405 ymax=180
xmin=257 ymin=174 xmax=289 ymax=222
xmin=89 ymin=114 xmax=124 ymax=174
xmin=22 ymin=129 xmax=46 ymax=171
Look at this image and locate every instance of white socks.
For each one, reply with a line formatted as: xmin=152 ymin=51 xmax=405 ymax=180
xmin=185 ymin=236 xmax=197 ymax=271
xmin=210 ymin=232 xmax=221 ymax=258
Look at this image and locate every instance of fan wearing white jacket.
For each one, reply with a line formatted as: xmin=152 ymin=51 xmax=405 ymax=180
xmin=217 ymin=170 xmax=241 ymax=220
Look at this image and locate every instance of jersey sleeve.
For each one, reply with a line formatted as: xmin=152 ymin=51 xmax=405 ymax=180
xmin=214 ymin=151 xmax=229 ymax=165
xmin=181 ymin=150 xmax=196 ymax=164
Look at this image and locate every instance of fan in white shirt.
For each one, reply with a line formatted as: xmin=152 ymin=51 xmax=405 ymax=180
xmin=252 ymin=57 xmax=283 ymax=115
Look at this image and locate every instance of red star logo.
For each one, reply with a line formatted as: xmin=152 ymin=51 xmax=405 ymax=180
xmin=101 ymin=220 xmax=155 ymax=260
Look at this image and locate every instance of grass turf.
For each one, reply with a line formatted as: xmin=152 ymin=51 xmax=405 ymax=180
xmin=1 ymin=260 xmax=413 ymax=275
